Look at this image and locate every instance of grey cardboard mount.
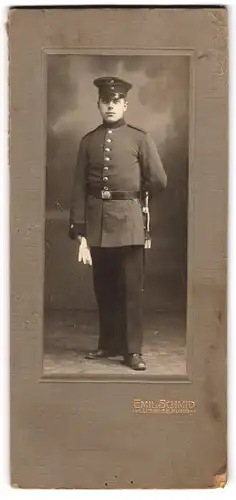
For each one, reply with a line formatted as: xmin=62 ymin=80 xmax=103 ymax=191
xmin=10 ymin=8 xmax=227 ymax=489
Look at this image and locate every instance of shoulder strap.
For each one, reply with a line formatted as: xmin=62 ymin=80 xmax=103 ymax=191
xmin=127 ymin=123 xmax=147 ymax=134
xmin=82 ymin=125 xmax=101 ymax=140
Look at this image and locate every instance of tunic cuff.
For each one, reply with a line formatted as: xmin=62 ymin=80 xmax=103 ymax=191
xmin=68 ymin=222 xmax=86 ymax=240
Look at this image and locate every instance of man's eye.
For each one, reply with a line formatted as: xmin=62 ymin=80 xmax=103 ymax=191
xmin=113 ymin=99 xmax=119 ymax=104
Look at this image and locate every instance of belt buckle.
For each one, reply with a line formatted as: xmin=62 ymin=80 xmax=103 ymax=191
xmin=101 ymin=189 xmax=112 ymax=200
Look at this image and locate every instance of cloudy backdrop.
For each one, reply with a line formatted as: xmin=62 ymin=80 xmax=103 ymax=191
xmin=45 ymin=55 xmax=189 ymax=314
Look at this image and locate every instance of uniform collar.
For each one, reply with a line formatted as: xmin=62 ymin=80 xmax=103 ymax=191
xmin=102 ymin=118 xmax=126 ymax=129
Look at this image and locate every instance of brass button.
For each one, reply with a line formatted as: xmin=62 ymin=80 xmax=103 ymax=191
xmin=106 ymin=138 xmax=112 ymax=143
xmin=104 ymin=166 xmax=108 ymax=170
xmin=105 ymin=157 xmax=110 ymax=161
xmin=108 ymin=130 xmax=112 ymax=134
xmin=103 ymin=177 xmax=108 ymax=181
xmin=105 ymin=147 xmax=110 ymax=152
xmin=104 ymin=186 xmax=109 ymax=190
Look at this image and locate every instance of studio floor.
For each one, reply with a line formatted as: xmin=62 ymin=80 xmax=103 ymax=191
xmin=43 ymin=310 xmax=187 ymax=379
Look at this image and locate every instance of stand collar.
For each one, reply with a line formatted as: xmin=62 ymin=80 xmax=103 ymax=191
xmin=102 ymin=118 xmax=126 ymax=129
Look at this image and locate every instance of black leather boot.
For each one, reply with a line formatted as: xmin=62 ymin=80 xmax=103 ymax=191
xmin=85 ymin=349 xmax=118 ymax=360
xmin=123 ymin=353 xmax=146 ymax=371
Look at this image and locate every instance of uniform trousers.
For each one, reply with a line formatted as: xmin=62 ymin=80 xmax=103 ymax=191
xmin=90 ymin=245 xmax=144 ymax=354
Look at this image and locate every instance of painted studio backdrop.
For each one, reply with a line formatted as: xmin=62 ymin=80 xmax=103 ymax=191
xmin=44 ymin=55 xmax=189 ymax=370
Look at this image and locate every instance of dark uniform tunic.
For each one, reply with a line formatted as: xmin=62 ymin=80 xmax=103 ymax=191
xmin=69 ymin=118 xmax=167 ymax=354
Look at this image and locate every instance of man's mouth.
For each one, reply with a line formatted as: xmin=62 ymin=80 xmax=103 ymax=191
xmin=106 ymin=112 xmax=115 ymax=116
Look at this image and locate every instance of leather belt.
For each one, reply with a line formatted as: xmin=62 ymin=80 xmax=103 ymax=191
xmin=88 ymin=187 xmax=141 ymax=200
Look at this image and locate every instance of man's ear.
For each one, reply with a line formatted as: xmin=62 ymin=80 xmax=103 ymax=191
xmin=124 ymin=100 xmax=128 ymax=112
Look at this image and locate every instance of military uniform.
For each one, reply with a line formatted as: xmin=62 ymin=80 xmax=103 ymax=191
xmin=69 ymin=77 xmax=167 ymax=364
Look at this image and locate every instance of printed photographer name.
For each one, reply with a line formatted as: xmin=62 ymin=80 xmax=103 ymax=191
xmin=133 ymin=399 xmax=196 ymax=414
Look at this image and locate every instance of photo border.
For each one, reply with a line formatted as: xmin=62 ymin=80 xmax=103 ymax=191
xmin=10 ymin=8 xmax=227 ymax=488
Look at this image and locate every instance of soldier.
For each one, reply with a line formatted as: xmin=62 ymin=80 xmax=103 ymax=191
xmin=69 ymin=76 xmax=167 ymax=370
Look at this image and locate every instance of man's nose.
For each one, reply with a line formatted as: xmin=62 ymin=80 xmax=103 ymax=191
xmin=108 ymin=102 xmax=114 ymax=109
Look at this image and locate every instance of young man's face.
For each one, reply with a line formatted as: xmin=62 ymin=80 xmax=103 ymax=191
xmin=98 ymin=96 xmax=128 ymax=123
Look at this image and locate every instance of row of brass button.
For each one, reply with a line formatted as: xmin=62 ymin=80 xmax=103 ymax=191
xmin=103 ymin=129 xmax=113 ymax=189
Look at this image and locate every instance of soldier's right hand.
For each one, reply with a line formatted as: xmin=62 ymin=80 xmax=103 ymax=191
xmin=77 ymin=237 xmax=92 ymax=266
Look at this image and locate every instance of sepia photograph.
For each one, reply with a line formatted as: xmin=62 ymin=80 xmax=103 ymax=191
xmin=9 ymin=7 xmax=228 ymax=488
xmin=43 ymin=53 xmax=190 ymax=379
